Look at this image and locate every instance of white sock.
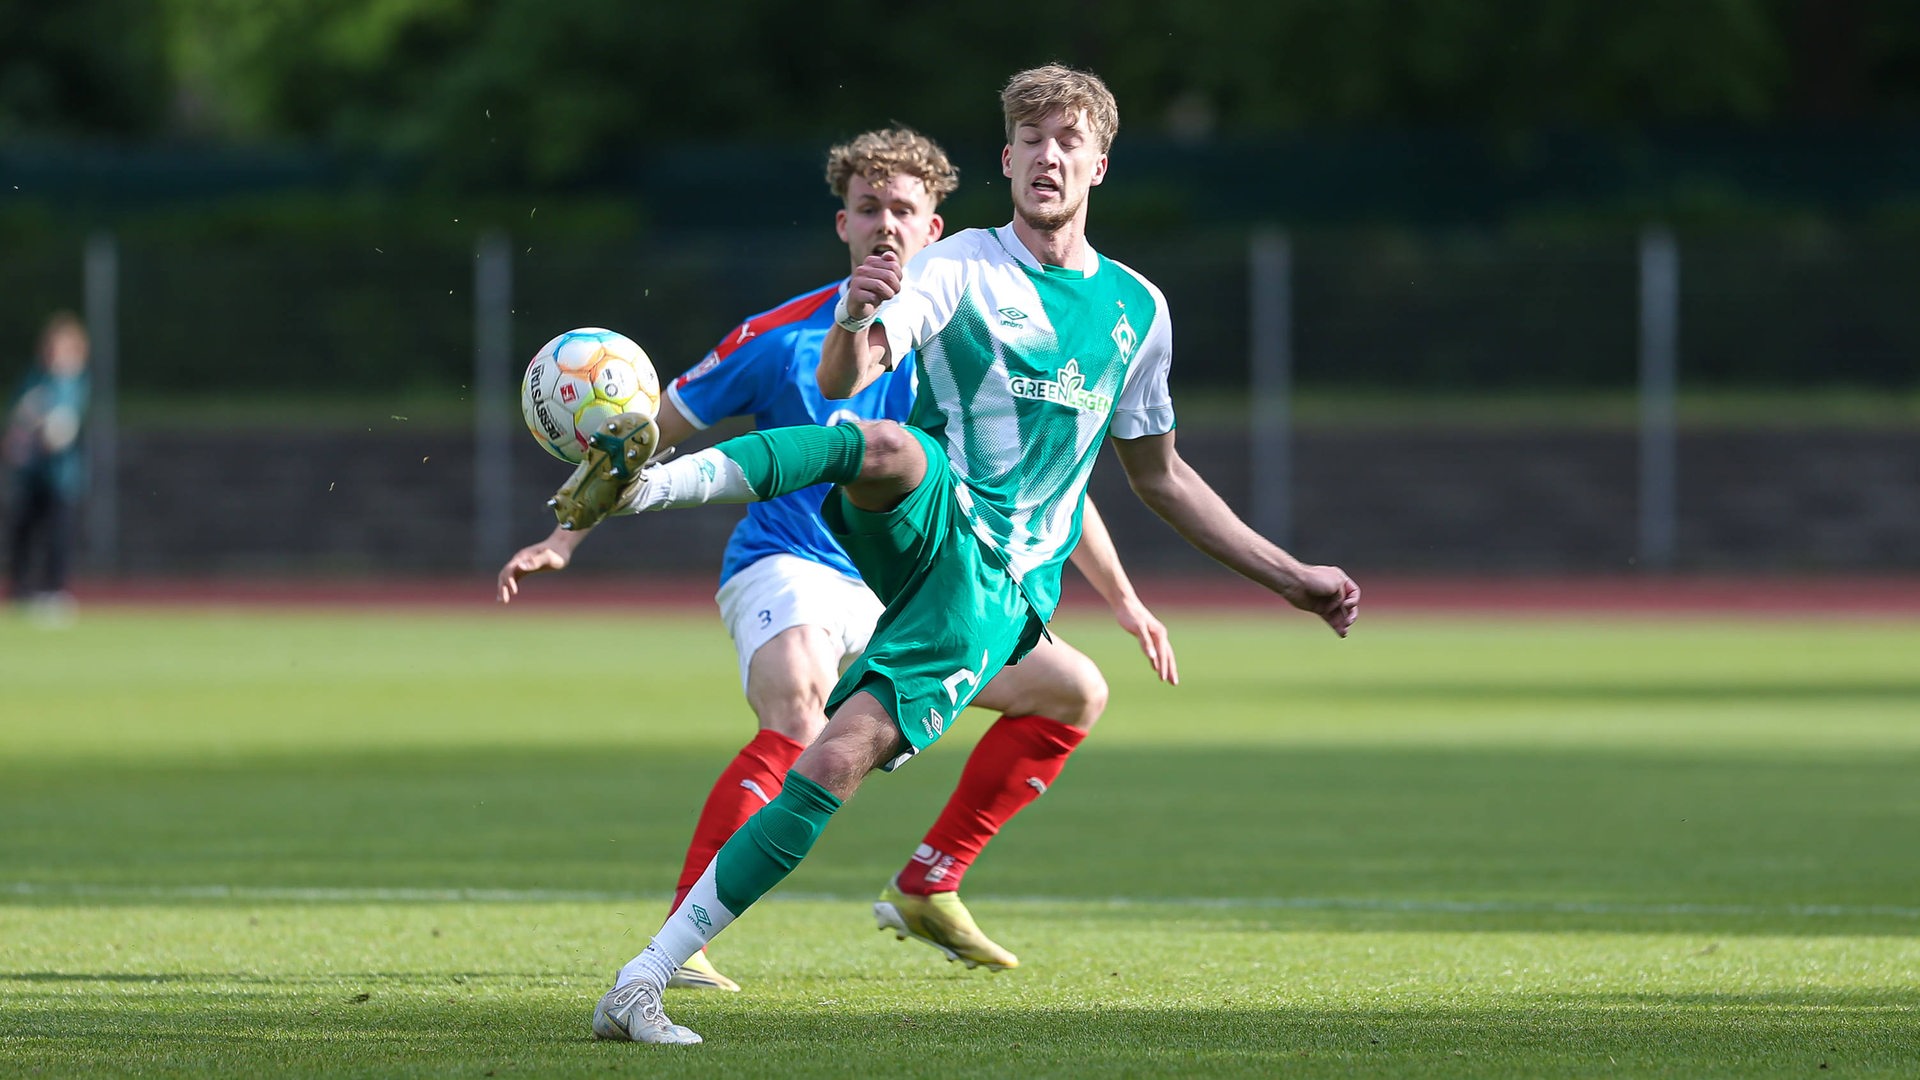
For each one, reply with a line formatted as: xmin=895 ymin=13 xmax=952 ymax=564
xmin=621 ymin=448 xmax=758 ymax=514
xmin=615 ymin=861 xmax=740 ymax=988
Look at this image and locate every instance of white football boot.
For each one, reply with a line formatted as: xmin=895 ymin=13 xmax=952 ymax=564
xmin=590 ymin=980 xmax=702 ymax=1044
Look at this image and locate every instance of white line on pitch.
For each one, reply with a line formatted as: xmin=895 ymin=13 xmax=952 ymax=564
xmin=6 ymin=882 xmax=1919 ymax=920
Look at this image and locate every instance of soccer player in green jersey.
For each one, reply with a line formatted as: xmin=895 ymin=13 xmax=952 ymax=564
xmin=583 ymin=64 xmax=1359 ymax=1045
xmin=504 ymin=127 xmax=1176 ymax=991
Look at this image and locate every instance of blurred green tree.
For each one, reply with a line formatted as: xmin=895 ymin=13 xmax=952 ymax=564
xmin=0 ymin=0 xmax=170 ymax=136
xmin=5 ymin=0 xmax=1911 ymax=189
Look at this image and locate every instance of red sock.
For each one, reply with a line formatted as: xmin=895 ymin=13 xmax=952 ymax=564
xmin=896 ymin=714 xmax=1085 ymax=895
xmin=669 ymin=729 xmax=806 ymax=914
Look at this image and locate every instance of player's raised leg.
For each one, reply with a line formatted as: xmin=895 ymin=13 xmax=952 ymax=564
xmin=681 ymin=416 xmax=928 ymax=513
xmin=556 ymin=416 xmax=929 ymax=532
xmin=876 ymin=636 xmax=1107 ymax=969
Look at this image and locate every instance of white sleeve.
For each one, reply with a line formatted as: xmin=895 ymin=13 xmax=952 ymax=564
xmin=877 ymin=240 xmax=969 ymax=369
xmin=1109 ymin=295 xmax=1175 ymax=439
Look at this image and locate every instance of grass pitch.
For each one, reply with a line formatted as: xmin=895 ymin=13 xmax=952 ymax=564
xmin=3 ymin=603 xmax=1918 ymax=1078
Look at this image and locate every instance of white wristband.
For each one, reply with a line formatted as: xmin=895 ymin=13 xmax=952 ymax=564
xmin=833 ymin=293 xmax=876 ymax=335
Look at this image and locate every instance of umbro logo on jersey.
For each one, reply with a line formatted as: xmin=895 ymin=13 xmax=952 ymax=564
xmin=1007 ymin=358 xmax=1113 ymax=414
xmin=997 ymin=306 xmax=1028 ymax=327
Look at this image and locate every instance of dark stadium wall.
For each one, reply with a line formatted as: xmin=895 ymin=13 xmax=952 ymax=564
xmin=92 ymin=428 xmax=1920 ymax=576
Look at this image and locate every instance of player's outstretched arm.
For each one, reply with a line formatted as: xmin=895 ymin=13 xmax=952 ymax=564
xmin=1111 ymin=432 xmax=1359 ymax=637
xmin=1067 ymin=497 xmax=1178 ymax=684
xmin=497 ymin=525 xmax=590 ymax=603
xmin=819 ymin=253 xmax=902 ymax=399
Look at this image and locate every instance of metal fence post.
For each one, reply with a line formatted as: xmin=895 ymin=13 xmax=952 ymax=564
xmin=1249 ymin=229 xmax=1294 ymax=547
xmin=1638 ymin=227 xmax=1679 ymax=571
xmin=84 ymin=232 xmax=119 ymax=576
xmin=473 ymin=232 xmax=514 ymax=571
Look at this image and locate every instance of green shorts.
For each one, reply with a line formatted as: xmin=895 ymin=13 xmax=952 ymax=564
xmin=822 ymin=427 xmax=1043 ymax=765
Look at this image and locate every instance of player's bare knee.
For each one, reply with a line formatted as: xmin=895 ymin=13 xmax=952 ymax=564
xmin=852 ymin=420 xmax=919 ymax=481
xmin=841 ymin=421 xmax=927 ymax=511
xmin=743 ymin=627 xmax=839 ymax=743
xmin=1056 ymin=658 xmax=1108 ymax=731
xmin=791 ymin=732 xmax=880 ymax=800
xmin=749 ymin=676 xmax=833 ymax=745
xmin=745 ymin=693 xmax=827 ymax=746
xmin=792 ymin=694 xmax=911 ymax=798
xmin=756 ymin=703 xmax=827 ymax=745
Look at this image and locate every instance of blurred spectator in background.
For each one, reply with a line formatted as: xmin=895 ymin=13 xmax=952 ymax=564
xmin=5 ymin=312 xmax=91 ymax=618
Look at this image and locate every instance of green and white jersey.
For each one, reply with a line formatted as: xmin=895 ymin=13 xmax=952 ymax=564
xmin=877 ymin=224 xmax=1175 ymax=621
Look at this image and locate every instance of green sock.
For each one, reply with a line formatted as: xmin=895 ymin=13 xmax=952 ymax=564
xmin=711 ymin=770 xmax=843 ymax=914
xmin=715 ymin=423 xmax=866 ymax=500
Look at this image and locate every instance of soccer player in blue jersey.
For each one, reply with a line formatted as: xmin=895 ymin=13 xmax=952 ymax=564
xmin=572 ymin=66 xmax=1357 ymax=1045
xmin=498 ymin=127 xmax=1175 ymax=994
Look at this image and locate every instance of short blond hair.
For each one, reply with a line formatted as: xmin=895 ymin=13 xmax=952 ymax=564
xmin=1001 ymin=64 xmax=1119 ymax=153
xmin=825 ymin=127 xmax=960 ymax=205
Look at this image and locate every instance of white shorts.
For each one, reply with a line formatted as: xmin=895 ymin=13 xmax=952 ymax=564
xmin=714 ymin=553 xmax=884 ymax=691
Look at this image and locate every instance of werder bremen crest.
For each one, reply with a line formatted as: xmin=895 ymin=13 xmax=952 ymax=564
xmin=1007 ymin=358 xmax=1113 ymax=413
xmin=1111 ymin=312 xmax=1137 ymax=360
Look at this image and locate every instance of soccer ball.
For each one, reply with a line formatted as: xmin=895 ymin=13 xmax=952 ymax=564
xmin=521 ymin=328 xmax=661 ymax=463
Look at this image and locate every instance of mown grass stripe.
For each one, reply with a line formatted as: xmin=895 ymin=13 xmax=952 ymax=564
xmin=9 ymin=881 xmax=1920 ymax=920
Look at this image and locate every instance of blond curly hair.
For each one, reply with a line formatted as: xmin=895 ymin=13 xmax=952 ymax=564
xmin=824 ymin=127 xmax=960 ymax=205
xmin=1001 ymin=64 xmax=1119 ymax=153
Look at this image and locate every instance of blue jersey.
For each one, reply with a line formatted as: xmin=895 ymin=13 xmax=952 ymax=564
xmin=666 ymin=280 xmax=917 ymax=586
